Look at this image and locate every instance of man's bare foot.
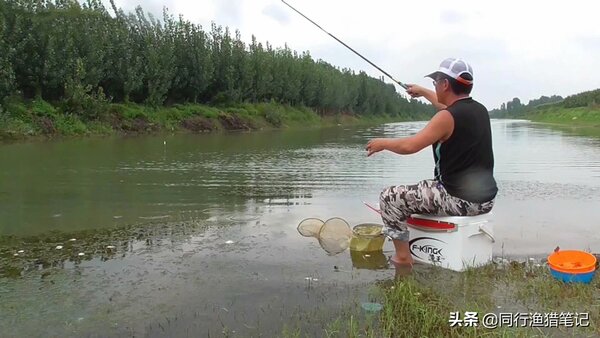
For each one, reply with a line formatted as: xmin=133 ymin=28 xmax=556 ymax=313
xmin=390 ymin=239 xmax=413 ymax=266
xmin=390 ymin=255 xmax=413 ymax=266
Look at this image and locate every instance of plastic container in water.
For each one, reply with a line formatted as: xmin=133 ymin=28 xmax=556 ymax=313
xmin=350 ymin=250 xmax=388 ymax=269
xmin=547 ymin=250 xmax=597 ymax=284
xmin=349 ymin=223 xmax=385 ymax=252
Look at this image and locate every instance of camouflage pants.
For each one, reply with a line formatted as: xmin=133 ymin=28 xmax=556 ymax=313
xmin=379 ymin=179 xmax=494 ymax=241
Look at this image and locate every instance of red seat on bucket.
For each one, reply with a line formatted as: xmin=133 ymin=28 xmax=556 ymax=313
xmin=406 ymin=216 xmax=457 ymax=231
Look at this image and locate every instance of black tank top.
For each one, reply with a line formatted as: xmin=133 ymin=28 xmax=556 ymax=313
xmin=432 ymin=97 xmax=498 ymax=203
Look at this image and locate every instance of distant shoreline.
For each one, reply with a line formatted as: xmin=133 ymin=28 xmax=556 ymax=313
xmin=492 ymin=106 xmax=600 ymax=128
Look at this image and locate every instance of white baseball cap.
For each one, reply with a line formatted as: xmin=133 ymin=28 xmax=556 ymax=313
xmin=426 ymin=58 xmax=474 ymax=86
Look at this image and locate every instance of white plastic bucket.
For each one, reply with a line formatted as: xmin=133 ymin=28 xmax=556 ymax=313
xmin=407 ymin=213 xmax=494 ymax=272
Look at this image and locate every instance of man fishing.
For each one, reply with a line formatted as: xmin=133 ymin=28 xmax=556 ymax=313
xmin=365 ymin=58 xmax=498 ymax=267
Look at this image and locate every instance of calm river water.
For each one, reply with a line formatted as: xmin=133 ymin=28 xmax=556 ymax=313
xmin=0 ymin=119 xmax=599 ymax=336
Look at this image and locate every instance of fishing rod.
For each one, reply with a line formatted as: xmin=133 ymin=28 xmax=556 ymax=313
xmin=281 ymin=0 xmax=409 ymax=90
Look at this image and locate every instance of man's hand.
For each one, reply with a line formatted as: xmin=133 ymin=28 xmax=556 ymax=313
xmin=406 ymin=83 xmax=447 ymax=110
xmin=366 ymin=138 xmax=389 ymax=157
xmin=406 ymin=84 xmax=427 ymax=98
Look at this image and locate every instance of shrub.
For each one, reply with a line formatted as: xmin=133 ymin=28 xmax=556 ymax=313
xmin=62 ymin=59 xmax=111 ymax=121
xmin=55 ymin=114 xmax=88 ymax=135
xmin=264 ymin=108 xmax=283 ymax=127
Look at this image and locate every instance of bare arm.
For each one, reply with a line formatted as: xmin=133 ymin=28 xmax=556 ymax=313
xmin=406 ymin=84 xmax=447 ymax=111
xmin=366 ymin=110 xmax=454 ymax=156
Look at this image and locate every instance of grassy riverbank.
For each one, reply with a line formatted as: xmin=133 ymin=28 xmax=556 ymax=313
xmin=522 ymin=106 xmax=600 ymax=138
xmin=283 ymin=262 xmax=600 ymax=337
xmin=491 ymin=88 xmax=600 ymax=129
xmin=527 ymin=106 xmax=600 ymax=126
xmin=0 ymin=99 xmax=428 ymax=141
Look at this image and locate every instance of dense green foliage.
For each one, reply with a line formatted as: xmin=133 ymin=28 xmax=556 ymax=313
xmin=562 ymin=88 xmax=600 ymax=108
xmin=0 ymin=0 xmax=433 ymax=126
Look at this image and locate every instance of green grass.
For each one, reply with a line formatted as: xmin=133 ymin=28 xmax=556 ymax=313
xmin=30 ymin=98 xmax=58 ymax=117
xmin=86 ymin=120 xmax=114 ymax=135
xmin=521 ymin=106 xmax=600 ymax=138
xmin=0 ymin=114 xmax=36 ymax=140
xmin=54 ymin=114 xmax=88 ymax=135
xmin=281 ymin=262 xmax=600 ymax=337
xmin=0 ymin=98 xmax=422 ymax=140
xmin=110 ymin=102 xmax=150 ymax=120
xmin=527 ymin=106 xmax=600 ymax=126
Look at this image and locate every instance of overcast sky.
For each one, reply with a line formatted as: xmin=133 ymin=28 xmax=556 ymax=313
xmin=103 ymin=0 xmax=600 ymax=109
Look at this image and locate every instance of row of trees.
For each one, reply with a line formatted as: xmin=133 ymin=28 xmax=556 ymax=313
xmin=562 ymin=89 xmax=600 ymax=109
xmin=491 ymin=87 xmax=600 ymax=118
xmin=0 ymin=0 xmax=433 ymax=119
xmin=489 ymin=95 xmax=564 ymax=117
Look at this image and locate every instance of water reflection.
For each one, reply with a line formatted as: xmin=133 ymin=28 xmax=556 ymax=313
xmin=350 ymin=250 xmax=389 ymax=270
xmin=1 ymin=119 xmax=600 ymax=335
xmin=0 ymin=205 xmax=396 ymax=336
xmin=3 ymin=120 xmax=599 ymax=237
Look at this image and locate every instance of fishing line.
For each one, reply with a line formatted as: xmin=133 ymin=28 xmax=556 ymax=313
xmin=281 ymin=0 xmax=409 ymax=90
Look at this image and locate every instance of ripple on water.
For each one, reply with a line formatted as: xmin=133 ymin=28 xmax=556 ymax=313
xmin=227 ymin=215 xmax=261 ymax=222
xmin=497 ymin=180 xmax=600 ymax=200
xmin=2 ymin=120 xmax=600 ymax=336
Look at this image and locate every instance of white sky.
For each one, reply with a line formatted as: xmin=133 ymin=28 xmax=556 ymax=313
xmin=103 ymin=0 xmax=600 ymax=109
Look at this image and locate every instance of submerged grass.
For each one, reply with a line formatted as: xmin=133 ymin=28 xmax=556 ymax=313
xmin=282 ymin=261 xmax=600 ymax=337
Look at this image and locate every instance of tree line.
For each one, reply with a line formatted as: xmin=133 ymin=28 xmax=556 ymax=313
xmin=562 ymin=89 xmax=600 ymax=109
xmin=0 ymin=0 xmax=434 ymax=120
xmin=489 ymin=95 xmax=564 ymax=117
xmin=490 ymin=88 xmax=600 ymax=118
